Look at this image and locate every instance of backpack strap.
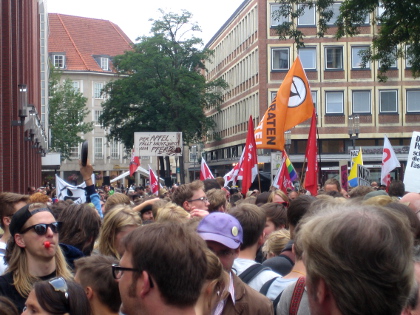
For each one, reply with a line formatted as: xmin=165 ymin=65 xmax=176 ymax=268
xmin=259 ymin=276 xmax=279 ymax=295
xmin=289 ymin=276 xmax=306 ymax=315
xmin=238 ymin=263 xmax=270 ymax=284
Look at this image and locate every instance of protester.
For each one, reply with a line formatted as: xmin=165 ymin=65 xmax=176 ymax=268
xmin=260 ymin=203 xmax=288 ymax=241
xmin=262 ymin=229 xmax=290 ymax=260
xmin=155 ymin=202 xmax=190 ymax=223
xmin=0 ymin=296 xmax=18 ymax=315
xmin=22 ymin=277 xmax=92 ymax=315
xmin=116 ymin=222 xmax=207 ymax=315
xmin=103 ymin=193 xmax=131 ymax=214
xmin=0 ymin=192 xmax=29 ymax=275
xmin=388 ymin=180 xmax=405 ymax=198
xmin=0 ymin=203 xmax=72 ymax=313
xmin=267 ymin=190 xmax=289 ymax=206
xmin=323 ymin=178 xmax=341 ymax=193
xmin=197 ymin=212 xmax=274 ymax=314
xmin=206 ymin=188 xmax=228 ymax=213
xmin=171 ymin=180 xmax=210 ymax=217
xmin=74 ymin=255 xmax=121 ymax=315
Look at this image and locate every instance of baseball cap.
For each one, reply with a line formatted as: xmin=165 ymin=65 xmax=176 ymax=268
xmin=197 ymin=212 xmax=243 ymax=249
xmin=9 ymin=204 xmax=52 ymax=237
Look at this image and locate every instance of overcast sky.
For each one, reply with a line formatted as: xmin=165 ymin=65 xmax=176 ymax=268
xmin=46 ymin=0 xmax=245 ymax=45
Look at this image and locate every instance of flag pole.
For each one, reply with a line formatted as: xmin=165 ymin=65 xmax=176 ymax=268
xmin=258 ymin=171 xmax=261 ymax=192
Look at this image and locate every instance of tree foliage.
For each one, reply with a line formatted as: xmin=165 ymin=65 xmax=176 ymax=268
xmin=49 ymin=69 xmax=93 ymax=161
xmin=274 ymin=0 xmax=420 ymax=80
xmin=99 ymin=10 xmax=228 ymax=149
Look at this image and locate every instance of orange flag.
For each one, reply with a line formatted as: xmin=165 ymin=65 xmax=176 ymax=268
xmin=255 ymin=57 xmax=314 ymax=151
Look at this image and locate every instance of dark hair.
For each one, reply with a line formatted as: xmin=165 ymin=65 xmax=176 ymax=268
xmin=123 ymin=222 xmax=207 ymax=307
xmin=385 ymin=202 xmax=420 ymax=246
xmin=171 ymin=181 xmax=204 ymax=207
xmin=255 ymin=191 xmax=271 ymax=205
xmin=229 ymin=203 xmax=265 ymax=250
xmin=324 ymin=178 xmax=341 ymax=191
xmin=58 ymin=204 xmax=101 ymax=255
xmin=0 ymin=192 xmax=29 ymax=229
xmin=325 ymin=190 xmax=342 ymax=198
xmin=74 ymin=255 xmax=121 ymax=313
xmin=34 ymin=279 xmax=92 ymax=315
xmin=287 ymin=195 xmax=316 ymax=231
xmin=0 ymin=296 xmax=18 ymax=315
xmin=260 ymin=202 xmax=288 ymax=229
xmin=203 ymin=179 xmax=222 ymax=192
xmin=388 ymin=180 xmax=405 ymax=197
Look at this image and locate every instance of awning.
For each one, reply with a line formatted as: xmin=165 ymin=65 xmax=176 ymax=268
xmin=110 ymin=166 xmax=164 ymax=183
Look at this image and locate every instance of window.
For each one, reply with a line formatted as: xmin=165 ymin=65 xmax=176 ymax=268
xmin=100 ymin=57 xmax=109 ymax=71
xmin=272 ymin=48 xmax=289 ymax=70
xmin=326 ymin=3 xmax=341 ymax=25
xmin=110 ymin=140 xmax=120 ymax=159
xmin=298 ymin=4 xmax=316 ymax=26
xmin=352 ymin=90 xmax=371 ymax=114
xmin=326 ymin=91 xmax=344 ymax=114
xmin=299 ymin=47 xmax=317 ymax=70
xmin=94 ymin=82 xmax=104 ymax=99
xmin=406 ymin=45 xmax=413 ymax=68
xmin=94 ymin=138 xmax=104 ymax=159
xmin=53 ymin=55 xmax=65 ymax=69
xmin=325 ymin=47 xmax=343 ymax=69
xmin=69 ymin=146 xmax=79 ymax=159
xmin=311 ymin=91 xmax=317 ymax=109
xmin=71 ymin=81 xmax=80 ymax=92
xmin=407 ymin=90 xmax=420 ymax=113
xmin=270 ymin=91 xmax=277 ymax=102
xmin=377 ymin=1 xmax=385 ymax=19
xmin=379 ymin=90 xmax=398 ymax=113
xmin=94 ymin=110 xmax=103 ymax=125
xmin=379 ymin=47 xmax=397 ymax=69
xmin=351 ymin=46 xmax=370 ymax=69
xmin=270 ymin=4 xmax=289 ymax=26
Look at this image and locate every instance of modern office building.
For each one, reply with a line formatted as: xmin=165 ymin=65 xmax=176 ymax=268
xmin=202 ymin=0 xmax=419 ymax=185
xmin=0 ymin=0 xmax=48 ymax=193
xmin=48 ymin=13 xmax=133 ymax=186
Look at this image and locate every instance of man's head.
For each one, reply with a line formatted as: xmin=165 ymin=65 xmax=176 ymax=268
xmin=206 ymin=188 xmax=227 ymax=213
xmin=229 ymin=203 xmax=266 ymax=250
xmin=74 ymin=255 xmax=121 ymax=314
xmin=401 ymin=193 xmax=420 ymax=219
xmin=0 ymin=192 xmax=29 ymax=232
xmin=388 ymin=180 xmax=405 ymax=197
xmin=260 ymin=203 xmax=287 ymax=240
xmin=197 ymin=212 xmax=243 ymax=271
xmin=139 ymin=204 xmax=154 ymax=222
xmin=323 ymin=178 xmax=341 ymax=193
xmin=300 ymin=203 xmax=414 ymax=315
xmin=118 ymin=223 xmax=207 ymax=314
xmin=171 ymin=180 xmax=209 ymax=211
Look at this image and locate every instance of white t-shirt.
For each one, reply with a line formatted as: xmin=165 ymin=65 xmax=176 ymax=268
xmin=232 ymin=258 xmax=280 ymax=292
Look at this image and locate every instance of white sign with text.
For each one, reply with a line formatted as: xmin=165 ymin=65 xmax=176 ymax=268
xmin=134 ymin=132 xmax=183 ymax=156
xmin=404 ymin=131 xmax=420 ymax=193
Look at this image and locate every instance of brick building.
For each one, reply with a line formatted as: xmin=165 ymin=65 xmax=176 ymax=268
xmin=0 ymin=0 xmax=48 ymax=193
xmin=201 ymin=0 xmax=420 ymax=185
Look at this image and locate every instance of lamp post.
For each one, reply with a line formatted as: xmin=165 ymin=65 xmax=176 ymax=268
xmin=348 ymin=114 xmax=360 ymax=149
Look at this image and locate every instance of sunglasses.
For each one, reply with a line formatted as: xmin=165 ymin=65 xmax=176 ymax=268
xmin=20 ymin=222 xmax=62 ymax=235
xmin=48 ymin=277 xmax=69 ymax=299
xmin=275 ymin=201 xmax=289 ymax=207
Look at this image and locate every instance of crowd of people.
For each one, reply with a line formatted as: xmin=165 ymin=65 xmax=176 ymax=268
xmin=0 ymin=160 xmax=419 ymax=315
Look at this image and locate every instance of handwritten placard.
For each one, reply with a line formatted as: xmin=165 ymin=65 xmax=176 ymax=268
xmin=134 ymin=132 xmax=183 ymax=156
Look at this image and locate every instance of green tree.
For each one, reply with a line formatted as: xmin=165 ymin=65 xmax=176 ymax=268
xmin=99 ymin=9 xmax=228 ymax=150
xmin=49 ymin=69 xmax=93 ymax=161
xmin=274 ymin=0 xmax=420 ymax=80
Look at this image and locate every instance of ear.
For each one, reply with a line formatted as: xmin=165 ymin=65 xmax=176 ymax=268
xmin=85 ymin=286 xmax=94 ymax=300
xmin=139 ymin=271 xmax=153 ymax=298
xmin=2 ymin=216 xmax=11 ymax=228
xmin=315 ymin=278 xmax=328 ymax=305
xmin=257 ymin=233 xmax=265 ymax=247
xmin=15 ymin=233 xmax=26 ymax=248
xmin=183 ymin=201 xmax=191 ymax=211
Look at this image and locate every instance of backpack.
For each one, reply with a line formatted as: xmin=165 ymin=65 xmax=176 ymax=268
xmin=260 ymin=277 xmax=282 ymax=315
xmin=238 ymin=263 xmax=270 ymax=284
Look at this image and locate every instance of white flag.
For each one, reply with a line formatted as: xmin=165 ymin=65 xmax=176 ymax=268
xmin=381 ymin=135 xmax=400 ymax=186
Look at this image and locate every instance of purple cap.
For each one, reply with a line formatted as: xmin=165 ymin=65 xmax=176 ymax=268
xmin=197 ymin=212 xmax=243 ymax=249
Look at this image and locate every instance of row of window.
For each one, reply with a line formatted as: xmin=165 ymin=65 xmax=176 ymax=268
xmin=275 ymin=89 xmax=420 ymax=114
xmin=69 ymin=138 xmax=121 ymax=160
xmin=51 ymin=54 xmax=110 ymax=71
xmin=69 ymin=81 xmax=106 ymax=99
xmin=270 ymin=2 xmax=381 ymax=28
xmin=271 ymin=46 xmax=411 ymax=71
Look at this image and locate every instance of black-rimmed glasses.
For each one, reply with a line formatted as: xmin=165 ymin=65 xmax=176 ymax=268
xmin=112 ymin=264 xmax=154 ymax=288
xmin=187 ymin=196 xmax=208 ymax=203
xmin=48 ymin=277 xmax=69 ymax=299
xmin=20 ymin=222 xmax=62 ymax=235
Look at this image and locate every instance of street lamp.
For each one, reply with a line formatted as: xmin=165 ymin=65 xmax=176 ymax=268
xmin=348 ymin=114 xmax=360 ymax=149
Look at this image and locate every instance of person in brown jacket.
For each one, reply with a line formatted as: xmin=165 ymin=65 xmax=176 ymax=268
xmin=197 ymin=212 xmax=274 ymax=315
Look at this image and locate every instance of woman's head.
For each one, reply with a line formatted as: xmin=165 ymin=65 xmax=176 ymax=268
xmin=22 ymin=277 xmax=91 ymax=315
xmin=97 ymin=204 xmax=142 ymax=258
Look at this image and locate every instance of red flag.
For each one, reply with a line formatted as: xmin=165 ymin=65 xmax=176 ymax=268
xmin=255 ymin=57 xmax=314 ymax=151
xmin=129 ymin=150 xmax=140 ymax=177
xmin=148 ymin=165 xmax=159 ymax=196
xmin=303 ymin=109 xmax=318 ymax=196
xmin=223 ymin=150 xmax=244 ymax=185
xmin=273 ymin=151 xmax=294 ymax=194
xmin=241 ymin=116 xmax=259 ymax=195
xmin=200 ymin=157 xmax=214 ymax=180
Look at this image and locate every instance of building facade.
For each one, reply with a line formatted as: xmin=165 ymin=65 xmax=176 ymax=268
xmin=48 ymin=13 xmax=133 ymax=186
xmin=203 ymin=0 xmax=419 ymax=186
xmin=0 ymin=0 xmax=48 ymax=193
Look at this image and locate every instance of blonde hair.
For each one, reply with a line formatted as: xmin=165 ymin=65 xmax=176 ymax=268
xmin=267 ymin=190 xmax=289 ymax=203
xmin=6 ymin=204 xmax=72 ymax=298
xmin=262 ymin=229 xmax=291 ymax=258
xmin=155 ymin=202 xmax=190 ymax=223
xmin=103 ymin=193 xmax=131 ymax=214
xmin=96 ymin=205 xmax=142 ymax=259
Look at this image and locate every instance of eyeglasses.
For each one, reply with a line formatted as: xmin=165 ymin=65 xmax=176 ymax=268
xmin=20 ymin=222 xmax=62 ymax=235
xmin=48 ymin=277 xmax=69 ymax=299
xmin=112 ymin=264 xmax=154 ymax=288
xmin=187 ymin=196 xmax=208 ymax=203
